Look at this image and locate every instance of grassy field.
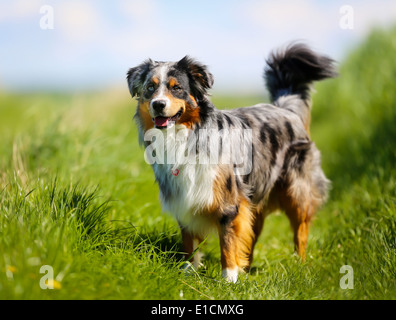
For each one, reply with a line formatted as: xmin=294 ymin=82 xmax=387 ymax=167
xmin=1 ymin=27 xmax=395 ymax=300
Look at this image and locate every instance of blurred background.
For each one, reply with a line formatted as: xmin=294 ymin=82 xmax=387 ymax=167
xmin=1 ymin=0 xmax=396 ymax=94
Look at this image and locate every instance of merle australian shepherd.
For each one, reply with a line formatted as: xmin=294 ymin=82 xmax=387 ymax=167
xmin=127 ymin=43 xmax=337 ymax=282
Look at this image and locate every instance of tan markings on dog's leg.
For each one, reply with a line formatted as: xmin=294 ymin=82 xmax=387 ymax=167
xmin=234 ymin=200 xmax=255 ymax=270
xmin=280 ymin=191 xmax=312 ymax=261
xmin=218 ymin=199 xmax=255 ymax=282
xmin=219 ymin=233 xmax=238 ymax=283
xmin=295 ymin=218 xmax=309 ymax=259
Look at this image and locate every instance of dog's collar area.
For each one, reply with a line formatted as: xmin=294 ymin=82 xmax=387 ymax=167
xmin=153 ymin=108 xmax=183 ymax=129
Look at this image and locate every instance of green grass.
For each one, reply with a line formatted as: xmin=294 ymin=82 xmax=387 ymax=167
xmin=1 ymin=27 xmax=396 ymax=300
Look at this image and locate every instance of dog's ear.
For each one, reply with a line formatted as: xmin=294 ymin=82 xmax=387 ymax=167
xmin=126 ymin=59 xmax=154 ymax=97
xmin=177 ymin=56 xmax=214 ymax=100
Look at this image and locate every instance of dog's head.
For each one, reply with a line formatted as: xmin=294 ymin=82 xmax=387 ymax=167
xmin=127 ymin=56 xmax=214 ymax=130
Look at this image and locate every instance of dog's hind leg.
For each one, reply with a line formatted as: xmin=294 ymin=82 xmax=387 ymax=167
xmin=281 ymin=194 xmax=312 ymax=260
xmin=280 ymin=141 xmax=330 ymax=260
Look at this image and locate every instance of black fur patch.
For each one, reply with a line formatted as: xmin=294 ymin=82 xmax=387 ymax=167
xmin=282 ymin=140 xmax=311 ymax=174
xmin=238 ymin=114 xmax=251 ymax=129
xmin=285 ymin=121 xmax=295 ymax=141
xmin=226 ymin=176 xmax=232 ymax=192
xmin=198 ymin=99 xmax=215 ymax=125
xmin=224 ymin=114 xmax=234 ymax=126
xmin=262 ymin=123 xmax=279 ymax=166
xmin=264 ymin=43 xmax=337 ymax=102
xmin=217 ymin=117 xmax=224 ymax=130
xmin=219 ymin=205 xmax=239 ymax=225
xmin=176 ymin=56 xmax=214 ymax=102
xmin=297 ymin=148 xmax=308 ymax=170
xmin=259 ymin=128 xmax=267 ymax=144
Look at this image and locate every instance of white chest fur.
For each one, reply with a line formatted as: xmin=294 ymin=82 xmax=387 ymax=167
xmin=146 ymin=125 xmax=217 ymax=236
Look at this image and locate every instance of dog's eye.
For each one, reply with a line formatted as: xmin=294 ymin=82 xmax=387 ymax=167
xmin=172 ymin=85 xmax=182 ymax=92
xmin=147 ymin=85 xmax=155 ymax=92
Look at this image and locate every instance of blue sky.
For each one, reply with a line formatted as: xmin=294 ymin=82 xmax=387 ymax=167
xmin=1 ymin=0 xmax=396 ymax=93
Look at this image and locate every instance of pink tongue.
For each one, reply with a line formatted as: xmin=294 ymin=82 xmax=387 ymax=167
xmin=154 ymin=117 xmax=169 ymax=127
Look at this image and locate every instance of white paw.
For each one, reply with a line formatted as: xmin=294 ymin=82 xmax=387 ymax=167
xmin=222 ymin=268 xmax=239 ymax=283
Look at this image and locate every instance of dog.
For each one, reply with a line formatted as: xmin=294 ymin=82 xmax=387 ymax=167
xmin=126 ymin=43 xmax=336 ymax=283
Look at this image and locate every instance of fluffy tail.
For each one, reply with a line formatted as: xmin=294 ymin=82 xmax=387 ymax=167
xmin=264 ymin=43 xmax=337 ymax=128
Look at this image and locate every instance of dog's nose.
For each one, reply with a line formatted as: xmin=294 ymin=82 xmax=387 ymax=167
xmin=152 ymin=100 xmax=167 ymax=112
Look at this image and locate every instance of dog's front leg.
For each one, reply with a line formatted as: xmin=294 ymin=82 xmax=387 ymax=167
xmin=218 ymin=201 xmax=254 ymax=283
xmin=218 ymin=222 xmax=240 ymax=283
xmin=180 ymin=226 xmax=203 ymax=270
